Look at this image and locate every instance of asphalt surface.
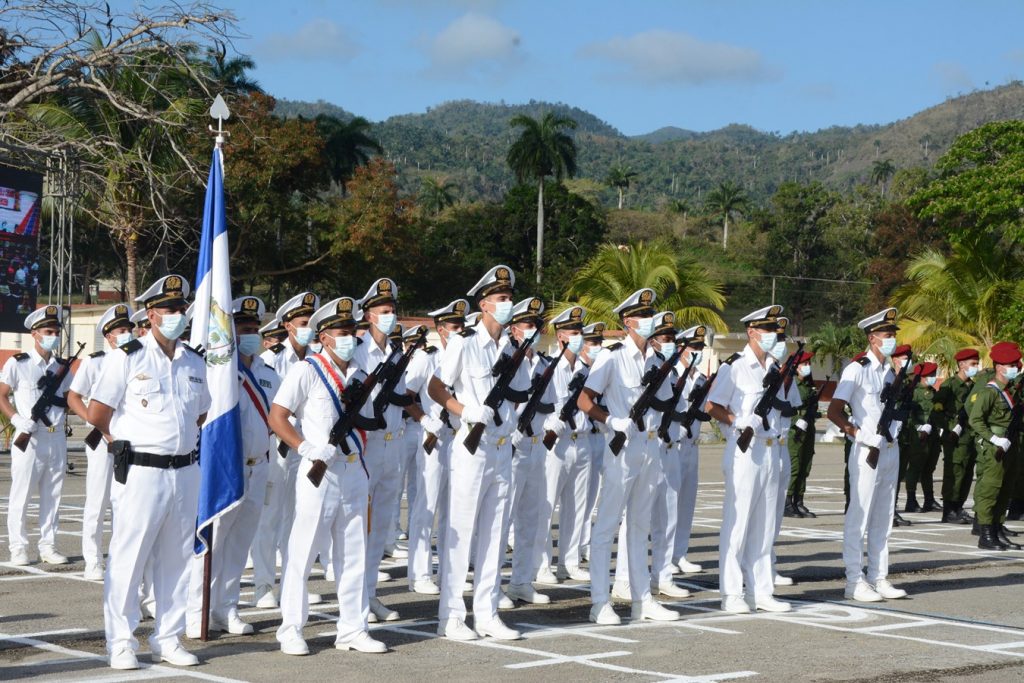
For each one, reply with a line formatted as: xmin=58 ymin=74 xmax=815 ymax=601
xmin=2 ymin=442 xmax=1024 ymax=682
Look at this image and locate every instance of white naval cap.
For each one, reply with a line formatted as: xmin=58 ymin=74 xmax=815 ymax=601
xmin=130 ymin=308 xmax=151 ymax=329
xmin=259 ymin=318 xmax=285 ymax=338
xmin=550 ymin=305 xmax=586 ymax=331
xmin=24 ymin=304 xmax=62 ymax=331
xmin=276 ymin=292 xmax=319 ymax=323
xmin=404 ymin=323 xmax=428 ymax=340
xmin=583 ymin=321 xmax=606 ymax=341
xmin=428 ymin=298 xmax=470 ymax=324
xmin=858 ymin=307 xmax=899 ymax=334
xmin=232 ymin=296 xmax=266 ymax=322
xmin=612 ymin=288 xmax=656 ymax=318
xmin=510 ymin=296 xmax=545 ymax=325
xmin=467 ymin=265 xmax=515 ymax=299
xmin=652 ymin=311 xmax=677 ymax=336
xmin=740 ymin=304 xmax=783 ymax=328
xmin=135 ymin=274 xmax=189 ymax=310
xmin=677 ymin=324 xmax=710 ymax=346
xmin=96 ymin=303 xmax=134 ymax=335
xmin=359 ymin=278 xmax=398 ymax=310
xmin=465 ymin=312 xmax=482 ymax=327
xmin=309 ymin=297 xmax=359 ymax=333
xmin=388 ymin=322 xmax=405 ymax=342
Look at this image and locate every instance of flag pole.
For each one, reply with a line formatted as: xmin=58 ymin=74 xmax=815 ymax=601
xmin=200 ymin=95 xmax=230 ymax=643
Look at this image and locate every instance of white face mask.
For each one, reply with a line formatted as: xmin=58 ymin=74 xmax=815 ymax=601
xmin=798 ymin=364 xmax=811 ymax=377
xmin=333 ymin=335 xmax=357 ymax=361
xmin=238 ymin=333 xmax=262 ymax=357
xmin=38 ymin=334 xmax=59 ymax=352
xmin=965 ymin=365 xmax=979 ymax=378
xmin=308 ymin=341 xmax=323 ymax=354
xmin=688 ymin=349 xmax=703 ymax=366
xmin=587 ymin=345 xmax=603 ymax=361
xmin=566 ymin=334 xmax=584 ymax=355
xmin=158 ymin=313 xmax=187 ymax=340
xmin=634 ymin=317 xmax=656 ymax=339
xmin=491 ymin=300 xmax=513 ymax=325
xmin=114 ymin=331 xmax=133 ymax=347
xmin=770 ymin=340 xmax=788 ymax=361
xmin=374 ymin=312 xmax=397 ymax=335
xmin=1004 ymin=366 xmax=1020 ymax=382
xmin=925 ymin=376 xmax=937 ymax=387
xmin=879 ymin=337 xmax=897 ymax=357
xmin=293 ymin=326 xmax=314 ymax=347
xmin=658 ymin=341 xmax=677 ymax=358
xmin=757 ymin=331 xmax=777 ymax=353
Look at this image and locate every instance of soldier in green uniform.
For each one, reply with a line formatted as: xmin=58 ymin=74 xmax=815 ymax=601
xmin=967 ymin=341 xmax=1023 ymax=550
xmin=891 ymin=344 xmax=914 ymax=527
xmin=904 ymin=362 xmax=940 ymax=513
xmin=785 ymin=351 xmax=819 ymax=518
xmin=932 ymin=348 xmax=981 ymax=523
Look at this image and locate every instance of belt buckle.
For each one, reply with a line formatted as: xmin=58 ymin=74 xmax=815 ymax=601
xmin=531 ymin=436 xmax=539 ymax=445
xmin=47 ymin=425 xmax=57 ymax=433
xmin=648 ymin=430 xmax=656 ymax=440
xmin=384 ymin=432 xmax=393 ymax=442
xmin=246 ymin=457 xmax=257 ymax=466
xmin=571 ymin=432 xmax=578 ymax=441
xmin=347 ymin=454 xmax=356 ymax=463
xmin=766 ymin=438 xmax=774 ymax=446
xmin=497 ymin=436 xmax=507 ymax=447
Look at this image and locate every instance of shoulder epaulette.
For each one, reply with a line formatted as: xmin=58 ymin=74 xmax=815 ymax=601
xmin=425 ymin=345 xmax=438 ymax=354
xmin=856 ymin=357 xmax=870 ymax=366
xmin=13 ymin=352 xmax=29 ymax=361
xmin=459 ymin=328 xmax=477 ymax=338
xmin=269 ymin=342 xmax=285 ymax=354
xmin=722 ymin=352 xmax=741 ymax=365
xmin=606 ymin=342 xmax=623 ymax=351
xmin=119 ymin=339 xmax=143 ymax=355
xmin=89 ymin=349 xmax=106 ymax=359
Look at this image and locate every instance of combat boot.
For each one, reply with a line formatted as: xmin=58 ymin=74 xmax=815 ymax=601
xmin=904 ymin=493 xmax=921 ymax=513
xmin=941 ymin=502 xmax=960 ymax=524
xmin=997 ymin=526 xmax=1022 ymax=550
xmin=979 ymin=524 xmax=1009 ymax=550
xmin=784 ymin=496 xmax=802 ymax=518
xmin=972 ymin=518 xmax=981 ymax=536
xmin=922 ymin=494 xmax=942 ymax=512
xmin=796 ymin=496 xmax=816 ymax=518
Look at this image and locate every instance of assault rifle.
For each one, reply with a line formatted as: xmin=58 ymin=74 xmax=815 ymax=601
xmin=543 ymin=371 xmax=588 ymax=450
xmin=737 ymin=342 xmax=805 ymax=452
xmin=463 ymin=338 xmax=530 ymax=454
xmin=517 ymin=343 xmax=568 ymax=437
xmin=13 ymin=342 xmax=85 ymax=452
xmin=658 ymin=353 xmax=698 ymax=444
xmin=866 ymin=354 xmax=913 ymax=469
xmin=609 ymin=347 xmax=682 ymax=456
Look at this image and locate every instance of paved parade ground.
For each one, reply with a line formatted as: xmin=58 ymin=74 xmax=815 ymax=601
xmin=2 ymin=442 xmax=1024 ymax=682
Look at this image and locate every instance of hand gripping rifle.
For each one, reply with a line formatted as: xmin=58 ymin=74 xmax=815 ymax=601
xmin=737 ymin=342 xmax=805 ymax=453
xmin=609 ymin=347 xmax=682 ymax=456
xmin=543 ymin=370 xmax=587 ymax=450
xmin=463 ymin=338 xmax=530 ymax=454
xmin=658 ymin=352 xmax=698 ymax=444
xmin=14 ymin=342 xmax=85 ymax=452
xmin=517 ymin=343 xmax=567 ymax=438
xmin=865 ymin=354 xmax=912 ymax=469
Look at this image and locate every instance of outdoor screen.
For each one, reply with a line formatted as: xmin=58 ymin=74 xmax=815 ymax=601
xmin=0 ymin=165 xmax=43 ymax=333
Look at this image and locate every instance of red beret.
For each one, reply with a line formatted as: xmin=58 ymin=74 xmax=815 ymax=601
xmin=797 ymin=351 xmax=814 ymax=364
xmin=954 ymin=348 xmax=979 ymax=362
xmin=892 ymin=344 xmax=912 ymax=357
xmin=914 ymin=361 xmax=938 ymax=376
xmin=990 ymin=341 xmax=1022 ymax=366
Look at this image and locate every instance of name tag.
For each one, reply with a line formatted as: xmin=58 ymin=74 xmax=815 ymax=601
xmin=189 ymin=376 xmax=205 ymax=384
xmin=259 ymin=379 xmax=273 ymax=388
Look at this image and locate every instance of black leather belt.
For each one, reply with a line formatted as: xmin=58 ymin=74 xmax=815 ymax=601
xmin=131 ymin=450 xmax=198 ymax=469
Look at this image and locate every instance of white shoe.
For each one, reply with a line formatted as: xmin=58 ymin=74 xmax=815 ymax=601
xmin=151 ymin=644 xmax=199 ymax=666
xmin=611 ymin=582 xmax=632 ymax=601
xmin=377 ymin=570 xmax=392 ymax=583
xmin=773 ymin=574 xmax=794 ymax=587
xmin=534 ymin=567 xmax=559 ymax=585
xmin=139 ymin=601 xmax=156 ymax=620
xmin=438 ymin=617 xmax=478 ymax=641
xmin=845 ymin=580 xmax=883 ymax=603
xmin=384 ymin=546 xmax=408 ymax=559
xmin=398 ymin=531 xmax=408 ymax=541
xmin=498 ymin=592 xmax=515 ymax=610
xmin=675 ymin=558 xmax=703 ymax=574
xmin=109 ymin=646 xmax=139 ymax=670
xmin=505 ymin=583 xmax=551 ymax=604
xmin=336 ymin=630 xmax=387 ymax=653
xmin=632 ymin=597 xmax=681 ymax=621
xmin=873 ymin=579 xmax=908 ymax=600
xmin=308 ymin=592 xmax=323 ymax=605
xmin=475 ymin=618 xmax=521 ymax=640
xmin=367 ymin=611 xmax=378 ymax=624
xmin=324 ymin=564 xmax=336 ymax=583
xmin=369 ymin=597 xmax=399 ymax=622
xmin=463 ymin=582 xmax=474 ymax=593
xmin=224 ymin=612 xmax=254 ymax=635
xmin=652 ymin=581 xmax=690 ymax=598
xmin=753 ymin=596 xmax=792 ymax=613
xmin=557 ymin=565 xmax=591 ymax=581
xmin=589 ymin=602 xmax=621 ymax=625
xmin=412 ymin=579 xmax=440 ymax=595
xmin=39 ymin=548 xmax=68 ymax=565
xmin=8 ymin=548 xmax=30 ymax=566
xmin=280 ymin=636 xmax=309 ymax=656
xmin=245 ymin=554 xmax=254 ymax=570
xmin=185 ymin=623 xmax=201 ymax=639
xmin=255 ymin=585 xmax=278 ymax=609
xmin=83 ymin=563 xmax=105 ymax=581
xmin=722 ymin=595 xmax=752 ymax=614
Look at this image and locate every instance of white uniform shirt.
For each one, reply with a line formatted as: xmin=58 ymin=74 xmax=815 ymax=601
xmin=406 ymin=346 xmax=450 ymax=425
xmin=272 ymin=355 xmax=371 ymax=446
xmin=91 ymin=334 xmax=211 ymax=455
xmin=833 ymin=351 xmax=902 ymax=440
xmin=352 ymin=335 xmax=408 ymax=432
xmin=707 ymin=343 xmax=777 ymax=436
xmin=437 ymin=328 xmax=532 ymax=439
xmin=260 ymin=340 xmax=303 ymax=379
xmin=549 ymin=354 xmax=589 ymax=433
xmin=238 ymin=355 xmax=280 ymax=460
xmin=69 ymin=350 xmax=108 ymax=403
xmin=584 ymin=335 xmax=650 ymax=421
xmin=1 ymin=348 xmax=72 ymax=427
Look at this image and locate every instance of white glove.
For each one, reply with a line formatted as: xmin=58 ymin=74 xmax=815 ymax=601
xmin=543 ymin=413 xmax=568 ymax=437
xmin=592 ymin=420 xmax=608 ymax=435
xmin=795 ymin=419 xmax=809 ymax=432
xmin=952 ymin=424 xmax=963 ymax=437
xmin=298 ymin=440 xmax=335 ymax=463
xmin=11 ymin=414 xmax=35 ymax=434
xmin=858 ymin=431 xmax=883 ymax=449
xmin=608 ymin=416 xmax=634 ymax=435
xmin=461 ymin=404 xmax=495 ymax=426
xmin=990 ymin=435 xmax=1012 ymax=451
xmin=419 ymin=414 xmax=443 ymax=435
xmin=733 ymin=414 xmax=756 ymax=432
xmin=918 ymin=424 xmax=932 ymax=435
xmin=511 ymin=430 xmax=527 ymax=452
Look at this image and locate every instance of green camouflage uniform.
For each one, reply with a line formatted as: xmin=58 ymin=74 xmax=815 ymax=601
xmin=904 ymin=383 xmax=940 ymax=504
xmin=967 ymin=377 xmax=1020 ymax=526
xmin=933 ymin=373 xmax=978 ymax=508
xmin=787 ymin=375 xmax=818 ymax=499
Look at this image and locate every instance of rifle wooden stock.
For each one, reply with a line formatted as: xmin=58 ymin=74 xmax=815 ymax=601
xmin=866 ymin=446 xmax=880 ymax=469
xmin=464 ymin=422 xmax=485 ymax=454
xmin=737 ymin=426 xmax=754 ymax=453
xmin=307 ymin=459 xmax=329 ymax=487
xmin=542 ymin=429 xmax=557 ymax=451
xmin=84 ymin=427 xmax=103 ymax=450
xmin=13 ymin=431 xmax=30 ymax=452
xmin=609 ymin=430 xmax=626 ymax=455
xmin=423 ymin=431 xmax=438 ymax=454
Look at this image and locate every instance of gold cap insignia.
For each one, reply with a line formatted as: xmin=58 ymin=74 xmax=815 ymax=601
xmin=496 ymin=267 xmax=510 ymax=281
xmin=696 ymin=326 xmax=706 ymax=336
xmin=45 ymin=305 xmax=57 ymax=316
xmin=455 ymin=301 xmax=467 ymax=314
xmin=529 ymin=298 xmax=541 ymax=312
xmin=302 ymin=293 xmax=316 ymax=306
xmin=570 ymin=307 xmax=582 ymax=321
xmin=242 ymin=298 xmax=258 ymax=312
xmin=639 ymin=290 xmax=653 ymax=305
xmin=340 ymin=299 xmax=353 ymax=313
xmin=165 ymin=276 xmax=182 ymax=292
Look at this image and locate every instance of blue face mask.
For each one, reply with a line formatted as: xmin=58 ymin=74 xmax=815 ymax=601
xmin=293 ymin=326 xmax=314 ymax=347
xmin=587 ymin=345 xmax=603 ymax=361
xmin=658 ymin=341 xmax=677 ymax=358
xmin=634 ymin=317 xmax=656 ymax=339
xmin=333 ymin=334 xmax=357 ymax=361
xmin=238 ymin=333 xmax=262 ymax=357
xmin=965 ymin=366 xmax=979 ymax=378
xmin=38 ymin=334 xmax=59 ymax=352
xmin=879 ymin=337 xmax=897 ymax=357
xmin=114 ymin=331 xmax=133 ymax=347
xmin=374 ymin=313 xmax=397 ymax=336
xmin=757 ymin=331 xmax=777 ymax=353
xmin=925 ymin=376 xmax=937 ymax=387
xmin=158 ymin=313 xmax=187 ymax=340
xmin=491 ymin=300 xmax=513 ymax=325
xmin=1005 ymin=366 xmax=1020 ymax=382
xmin=566 ymin=334 xmax=584 ymax=355
xmin=770 ymin=340 xmax=788 ymax=361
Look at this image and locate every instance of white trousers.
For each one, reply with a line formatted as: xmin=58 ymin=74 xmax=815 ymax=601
xmin=719 ymin=435 xmax=772 ymax=600
xmin=251 ymin=445 xmax=293 ymax=591
xmin=408 ymin=430 xmax=452 ymax=586
xmin=580 ymin=431 xmax=604 ymax=554
xmin=8 ymin=429 xmax=66 ymax=554
xmin=439 ymin=432 xmax=512 ymax=624
xmin=364 ymin=431 xmax=403 ymax=599
xmin=104 ymin=463 xmax=200 ymax=654
xmin=507 ymin=436 xmax=547 ymax=585
xmin=672 ymin=439 xmax=700 ymax=563
xmin=650 ymin=443 xmax=680 ymax=584
xmin=844 ymin=441 xmax=899 ymax=585
xmin=590 ymin=434 xmax=661 ymax=604
xmin=187 ymin=461 xmax=268 ymax=626
xmin=537 ymin=433 xmax=591 ymax=572
xmin=82 ymin=440 xmax=113 ymax=566
xmin=751 ymin=441 xmax=785 ymax=597
xmin=391 ymin=422 xmax=420 ymax=541
xmin=277 ymin=456 xmax=369 ymax=644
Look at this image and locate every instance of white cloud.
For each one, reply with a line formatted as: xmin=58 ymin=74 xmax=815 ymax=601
xmin=257 ymin=18 xmax=361 ymax=62
xmin=580 ymin=30 xmax=777 ymax=85
xmin=933 ymin=61 xmax=974 ymax=91
xmin=424 ymin=13 xmax=522 ymax=77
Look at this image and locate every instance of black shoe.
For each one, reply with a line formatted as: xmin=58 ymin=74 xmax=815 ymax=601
xmin=784 ymin=497 xmax=802 ymax=518
xmin=796 ymin=497 xmax=816 ymax=518
xmin=1000 ymin=524 xmax=1021 ymax=537
xmin=998 ymin=527 xmax=1023 ymax=550
xmin=957 ymin=508 xmax=973 ymax=524
xmin=972 ymin=518 xmax=981 ymax=536
xmin=893 ymin=511 xmax=911 ymax=526
xmin=941 ymin=502 xmax=960 ymax=524
xmin=922 ymin=496 xmax=942 ymax=513
xmin=904 ymin=496 xmax=921 ymax=513
xmin=979 ymin=525 xmax=1009 ymax=550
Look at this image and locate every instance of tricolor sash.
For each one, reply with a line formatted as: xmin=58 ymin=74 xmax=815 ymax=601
xmin=305 ymin=353 xmax=368 ymax=472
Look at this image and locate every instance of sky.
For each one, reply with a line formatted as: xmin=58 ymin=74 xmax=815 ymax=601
xmin=207 ymin=0 xmax=1024 ymax=136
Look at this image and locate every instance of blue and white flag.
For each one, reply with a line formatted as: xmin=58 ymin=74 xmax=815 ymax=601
xmin=191 ymin=146 xmax=244 ymax=555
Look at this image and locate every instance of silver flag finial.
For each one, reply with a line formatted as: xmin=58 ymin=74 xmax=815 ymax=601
xmin=208 ymin=94 xmax=231 ymax=147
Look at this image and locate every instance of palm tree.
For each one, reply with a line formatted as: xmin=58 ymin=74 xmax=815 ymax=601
xmin=204 ymin=46 xmax=262 ymax=94
xmin=419 ymin=176 xmax=457 ymax=215
xmin=605 ymin=165 xmax=638 ymax=209
xmin=704 ymin=181 xmax=748 ymax=250
xmin=870 ymin=159 xmax=897 ymax=195
xmin=316 ymin=114 xmax=383 ymax=194
xmin=808 ymin=322 xmax=862 ymax=375
xmin=507 ymin=112 xmax=578 ymax=284
xmin=553 ymin=241 xmax=727 ymax=333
